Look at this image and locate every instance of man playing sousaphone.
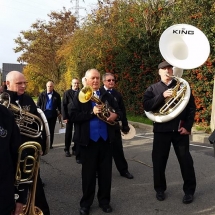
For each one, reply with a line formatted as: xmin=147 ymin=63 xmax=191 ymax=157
xmin=143 ymin=61 xmax=196 ymax=204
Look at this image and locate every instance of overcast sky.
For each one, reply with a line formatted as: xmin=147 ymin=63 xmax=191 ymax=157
xmin=0 ymin=0 xmax=98 ymax=69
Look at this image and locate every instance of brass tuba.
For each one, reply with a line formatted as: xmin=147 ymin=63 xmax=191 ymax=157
xmin=145 ymin=24 xmax=210 ymax=123
xmin=78 ymin=86 xmax=117 ymax=125
xmin=15 ymin=141 xmax=43 ymax=215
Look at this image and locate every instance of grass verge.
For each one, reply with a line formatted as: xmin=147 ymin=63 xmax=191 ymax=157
xmin=127 ymin=113 xmax=153 ymax=125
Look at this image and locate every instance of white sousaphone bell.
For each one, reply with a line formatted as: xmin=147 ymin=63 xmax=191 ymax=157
xmin=145 ymin=24 xmax=210 ymax=123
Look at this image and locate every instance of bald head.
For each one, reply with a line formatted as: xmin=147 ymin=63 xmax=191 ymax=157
xmin=6 ymin=71 xmax=27 ymax=95
xmin=46 ymin=81 xmax=54 ymax=93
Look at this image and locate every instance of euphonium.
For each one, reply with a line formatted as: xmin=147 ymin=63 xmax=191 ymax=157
xmin=78 ymin=86 xmax=117 ymax=125
xmin=15 ymin=141 xmax=43 ymax=215
xmin=0 ymin=92 xmax=43 ymax=138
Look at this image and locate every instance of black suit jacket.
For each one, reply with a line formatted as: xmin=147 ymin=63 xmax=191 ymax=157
xmin=62 ymin=88 xmax=78 ymax=120
xmin=0 ymin=105 xmax=28 ymax=213
xmin=101 ymin=86 xmax=129 ymax=127
xmin=68 ymin=87 xmax=123 ymax=146
xmin=37 ymin=90 xmax=61 ymax=118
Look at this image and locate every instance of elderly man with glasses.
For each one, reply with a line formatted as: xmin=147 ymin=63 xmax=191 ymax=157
xmin=101 ymin=73 xmax=134 ymax=179
xmin=5 ymin=70 xmax=50 ymax=215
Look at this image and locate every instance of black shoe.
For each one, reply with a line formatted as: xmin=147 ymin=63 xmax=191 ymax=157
xmin=76 ymin=159 xmax=82 ymax=164
xmin=99 ymin=204 xmax=113 ymax=213
xmin=120 ymin=171 xmax=134 ymax=179
xmin=50 ymin=146 xmax=53 ymax=149
xmin=183 ymin=194 xmax=193 ymax=204
xmin=80 ymin=207 xmax=89 ymax=215
xmin=156 ymin=191 xmax=165 ymax=201
xmin=65 ymin=151 xmax=71 ymax=157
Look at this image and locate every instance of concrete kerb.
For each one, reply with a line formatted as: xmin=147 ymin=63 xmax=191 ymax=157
xmin=129 ymin=121 xmax=211 ymax=145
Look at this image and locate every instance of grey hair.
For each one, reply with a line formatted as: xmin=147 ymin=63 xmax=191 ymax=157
xmin=85 ymin=68 xmax=98 ymax=77
xmin=102 ymin=73 xmax=114 ymax=81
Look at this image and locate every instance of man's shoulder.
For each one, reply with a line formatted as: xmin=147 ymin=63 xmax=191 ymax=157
xmin=53 ymin=90 xmax=61 ymax=97
xmin=38 ymin=91 xmax=46 ymax=96
xmin=112 ymin=89 xmax=122 ymax=96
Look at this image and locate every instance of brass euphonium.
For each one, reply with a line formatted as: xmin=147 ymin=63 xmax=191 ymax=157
xmin=15 ymin=141 xmax=43 ymax=215
xmin=78 ymin=86 xmax=117 ymax=125
xmin=0 ymin=92 xmax=43 ymax=138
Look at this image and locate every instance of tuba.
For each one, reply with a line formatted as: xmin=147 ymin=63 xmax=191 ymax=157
xmin=0 ymin=92 xmax=50 ymax=154
xmin=15 ymin=141 xmax=43 ymax=215
xmin=78 ymin=86 xmax=117 ymax=125
xmin=145 ymin=24 xmax=210 ymax=123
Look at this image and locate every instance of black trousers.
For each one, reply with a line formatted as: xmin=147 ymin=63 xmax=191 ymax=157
xmin=152 ymin=132 xmax=196 ymax=195
xmin=47 ymin=117 xmax=57 ymax=147
xmin=80 ymin=138 xmax=112 ymax=208
xmin=35 ymin=172 xmax=50 ymax=215
xmin=112 ymin=129 xmax=128 ymax=174
xmin=64 ymin=121 xmax=80 ymax=158
xmin=64 ymin=121 xmax=74 ymax=151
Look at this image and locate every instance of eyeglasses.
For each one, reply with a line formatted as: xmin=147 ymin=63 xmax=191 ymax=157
xmin=106 ymin=79 xmax=115 ymax=82
xmin=15 ymin=82 xmax=28 ymax=86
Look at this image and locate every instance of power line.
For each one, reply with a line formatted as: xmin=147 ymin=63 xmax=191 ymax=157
xmin=70 ymin=0 xmax=85 ymax=25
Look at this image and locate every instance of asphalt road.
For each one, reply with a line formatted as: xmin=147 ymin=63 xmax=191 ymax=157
xmin=39 ymin=122 xmax=215 ymax=215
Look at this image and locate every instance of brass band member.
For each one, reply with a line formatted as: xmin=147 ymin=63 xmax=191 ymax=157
xmin=143 ymin=61 xmax=196 ymax=204
xmin=6 ymin=71 xmax=50 ymax=215
xmin=0 ymin=104 xmax=28 ymax=215
xmin=62 ymin=78 xmax=80 ymax=159
xmin=69 ymin=69 xmax=122 ymax=215
xmin=101 ymin=73 xmax=133 ymax=179
xmin=37 ymin=81 xmax=61 ymax=149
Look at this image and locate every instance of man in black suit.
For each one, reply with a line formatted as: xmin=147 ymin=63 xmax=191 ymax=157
xmin=62 ymin=78 xmax=80 ymax=158
xmin=69 ymin=69 xmax=122 ymax=215
xmin=6 ymin=71 xmax=50 ymax=215
xmin=37 ymin=81 xmax=61 ymax=149
xmin=102 ymin=73 xmax=133 ymax=179
xmin=0 ymin=104 xmax=28 ymax=215
xmin=143 ymin=61 xmax=196 ymax=204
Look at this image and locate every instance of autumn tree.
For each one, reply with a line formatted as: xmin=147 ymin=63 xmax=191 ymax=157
xmin=14 ymin=8 xmax=77 ymax=92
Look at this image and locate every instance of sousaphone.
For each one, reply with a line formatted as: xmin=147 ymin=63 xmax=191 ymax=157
xmin=145 ymin=24 xmax=210 ymax=123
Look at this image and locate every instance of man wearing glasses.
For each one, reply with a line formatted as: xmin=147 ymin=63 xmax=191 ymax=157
xmin=101 ymin=73 xmax=134 ymax=179
xmin=62 ymin=78 xmax=80 ymax=160
xmin=5 ymin=71 xmax=50 ymax=215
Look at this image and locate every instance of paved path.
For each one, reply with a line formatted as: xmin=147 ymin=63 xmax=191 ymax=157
xmin=39 ymin=122 xmax=215 ymax=215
